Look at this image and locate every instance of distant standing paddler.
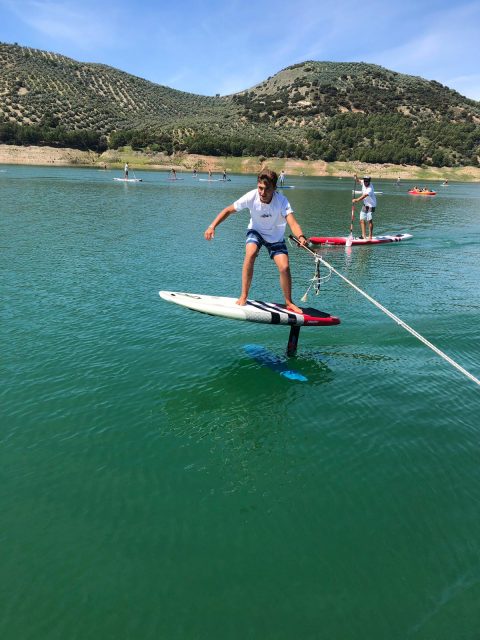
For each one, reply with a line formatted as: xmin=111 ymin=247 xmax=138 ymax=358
xmin=352 ymin=174 xmax=377 ymax=240
xmin=124 ymin=163 xmax=129 ymax=179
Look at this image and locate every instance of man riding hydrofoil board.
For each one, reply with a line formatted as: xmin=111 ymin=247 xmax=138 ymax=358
xmin=204 ymin=169 xmax=307 ymax=314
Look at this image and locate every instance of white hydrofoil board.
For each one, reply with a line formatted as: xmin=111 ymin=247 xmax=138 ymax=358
xmin=159 ymin=291 xmax=340 ymax=326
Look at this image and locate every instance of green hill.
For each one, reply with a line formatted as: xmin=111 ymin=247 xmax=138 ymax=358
xmin=1 ymin=43 xmax=479 ymax=166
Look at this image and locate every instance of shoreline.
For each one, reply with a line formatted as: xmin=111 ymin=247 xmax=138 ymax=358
xmin=1 ymin=143 xmax=479 ymax=182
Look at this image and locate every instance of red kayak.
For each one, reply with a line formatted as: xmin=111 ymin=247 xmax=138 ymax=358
xmin=408 ymin=189 xmax=436 ymax=196
xmin=308 ymin=233 xmax=413 ymax=246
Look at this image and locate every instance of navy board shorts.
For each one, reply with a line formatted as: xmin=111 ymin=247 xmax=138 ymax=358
xmin=246 ymin=229 xmax=288 ymax=259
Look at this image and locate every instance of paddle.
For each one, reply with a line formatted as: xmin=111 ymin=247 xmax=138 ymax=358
xmin=346 ymin=176 xmax=357 ymax=247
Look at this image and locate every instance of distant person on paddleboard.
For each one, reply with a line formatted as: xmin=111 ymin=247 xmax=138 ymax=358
xmin=124 ymin=163 xmax=129 ymax=179
xmin=204 ymin=169 xmax=307 ymax=313
xmin=279 ymin=170 xmax=286 ymax=186
xmin=352 ymin=174 xmax=376 ymax=240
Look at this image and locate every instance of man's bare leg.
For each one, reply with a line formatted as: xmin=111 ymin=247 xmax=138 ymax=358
xmin=360 ymin=219 xmax=366 ymax=239
xmin=274 ymin=253 xmax=302 ymax=314
xmin=368 ymin=220 xmax=373 ymax=241
xmin=236 ymin=243 xmax=260 ymax=305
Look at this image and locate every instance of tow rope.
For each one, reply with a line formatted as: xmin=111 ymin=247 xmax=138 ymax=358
xmin=290 ymin=235 xmax=480 ymax=388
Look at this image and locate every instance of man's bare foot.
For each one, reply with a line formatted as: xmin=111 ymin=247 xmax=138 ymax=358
xmin=286 ymin=302 xmax=303 ymax=314
xmin=236 ymin=296 xmax=247 ymax=306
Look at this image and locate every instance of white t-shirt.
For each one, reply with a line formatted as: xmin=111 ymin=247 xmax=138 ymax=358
xmin=361 ymin=182 xmax=376 ymax=207
xmin=233 ymin=189 xmax=293 ymax=243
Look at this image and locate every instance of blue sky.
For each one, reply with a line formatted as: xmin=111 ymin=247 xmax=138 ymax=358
xmin=1 ymin=0 xmax=480 ymax=101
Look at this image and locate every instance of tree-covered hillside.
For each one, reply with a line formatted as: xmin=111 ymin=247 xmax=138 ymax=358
xmin=232 ymin=61 xmax=480 ymax=166
xmin=1 ymin=44 xmax=479 ymax=166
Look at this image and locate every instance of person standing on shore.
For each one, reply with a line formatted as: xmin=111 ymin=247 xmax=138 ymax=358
xmin=352 ymin=174 xmax=376 ymax=240
xmin=204 ymin=169 xmax=307 ymax=313
xmin=124 ymin=163 xmax=129 ymax=179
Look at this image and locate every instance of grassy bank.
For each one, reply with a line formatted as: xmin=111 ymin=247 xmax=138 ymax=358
xmin=99 ymin=148 xmax=480 ymax=182
xmin=1 ymin=144 xmax=479 ymax=182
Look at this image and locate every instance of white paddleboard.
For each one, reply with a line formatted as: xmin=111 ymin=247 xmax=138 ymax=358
xmin=159 ymin=291 xmax=340 ymax=326
xmin=113 ymin=177 xmax=142 ymax=182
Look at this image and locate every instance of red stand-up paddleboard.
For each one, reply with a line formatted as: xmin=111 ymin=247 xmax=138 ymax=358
xmin=308 ymin=233 xmax=413 ymax=246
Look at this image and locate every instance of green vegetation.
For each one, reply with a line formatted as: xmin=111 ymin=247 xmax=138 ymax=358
xmin=0 ymin=121 xmax=107 ymax=151
xmin=1 ymin=44 xmax=479 ymax=167
xmin=306 ymin=113 xmax=479 ymax=166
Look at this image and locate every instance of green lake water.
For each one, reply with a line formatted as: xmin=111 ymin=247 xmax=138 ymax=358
xmin=1 ymin=165 xmax=479 ymax=639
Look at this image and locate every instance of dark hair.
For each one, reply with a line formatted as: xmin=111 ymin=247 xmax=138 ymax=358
xmin=257 ymin=169 xmax=278 ymax=188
